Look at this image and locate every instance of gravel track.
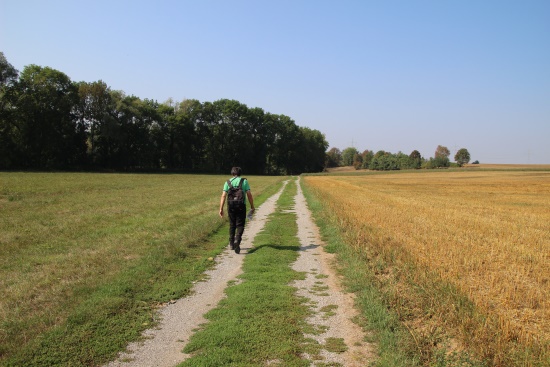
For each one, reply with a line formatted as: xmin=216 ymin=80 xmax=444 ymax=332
xmin=105 ymin=178 xmax=372 ymax=366
xmin=292 ymin=178 xmax=373 ymax=366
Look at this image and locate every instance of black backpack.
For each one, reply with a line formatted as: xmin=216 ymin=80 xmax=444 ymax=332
xmin=227 ymin=178 xmax=246 ymax=210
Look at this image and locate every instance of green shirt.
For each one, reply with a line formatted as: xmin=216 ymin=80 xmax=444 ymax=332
xmin=223 ymin=177 xmax=251 ymax=203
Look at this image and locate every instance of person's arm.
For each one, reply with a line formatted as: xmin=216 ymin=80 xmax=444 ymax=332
xmin=219 ymin=191 xmax=227 ymax=217
xmin=246 ymin=190 xmax=255 ymax=211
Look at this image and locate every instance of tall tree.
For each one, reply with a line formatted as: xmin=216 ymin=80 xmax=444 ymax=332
xmin=0 ymin=52 xmax=19 ymax=168
xmin=409 ymin=150 xmax=422 ymax=169
xmin=245 ymin=106 xmax=267 ymax=174
xmin=222 ymin=99 xmax=254 ymax=171
xmin=177 ymin=99 xmax=202 ymax=170
xmin=265 ymin=113 xmax=301 ymax=175
xmin=205 ymin=99 xmax=250 ymax=173
xmin=76 ymin=80 xmax=112 ymax=165
xmin=454 ymin=148 xmax=471 ymax=167
xmin=431 ymin=145 xmax=450 ymax=168
xmin=116 ymin=95 xmax=157 ymax=169
xmin=93 ymin=90 xmax=124 ymax=168
xmin=13 ymin=65 xmax=84 ymax=168
xmin=298 ymin=127 xmax=328 ymax=173
xmin=435 ymin=145 xmax=450 ymax=159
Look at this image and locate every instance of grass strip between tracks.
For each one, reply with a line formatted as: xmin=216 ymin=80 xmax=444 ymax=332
xmin=180 ymin=178 xmax=319 ymax=367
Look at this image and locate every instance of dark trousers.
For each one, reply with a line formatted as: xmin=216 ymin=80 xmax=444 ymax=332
xmin=228 ymin=205 xmax=246 ymax=246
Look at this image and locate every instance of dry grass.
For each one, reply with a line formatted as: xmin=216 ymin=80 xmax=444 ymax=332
xmin=303 ymin=170 xmax=550 ymax=365
xmin=464 ymin=163 xmax=550 ymax=169
xmin=325 ymin=165 xmax=356 ymax=173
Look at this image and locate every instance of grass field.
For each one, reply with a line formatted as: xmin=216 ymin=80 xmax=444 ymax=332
xmin=302 ymin=170 xmax=550 ymax=366
xmin=0 ymin=172 xmax=285 ymax=365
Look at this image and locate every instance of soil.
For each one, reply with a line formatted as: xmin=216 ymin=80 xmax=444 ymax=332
xmin=105 ymin=179 xmax=373 ymax=366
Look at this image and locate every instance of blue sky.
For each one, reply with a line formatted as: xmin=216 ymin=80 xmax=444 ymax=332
xmin=2 ymin=0 xmax=549 ymax=163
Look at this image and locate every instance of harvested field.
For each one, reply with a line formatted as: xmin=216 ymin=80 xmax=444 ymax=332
xmin=303 ymin=170 xmax=550 ymax=366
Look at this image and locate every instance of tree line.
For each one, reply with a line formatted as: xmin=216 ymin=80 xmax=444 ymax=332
xmin=0 ymin=53 xmax=328 ymax=174
xmin=326 ymin=145 xmax=472 ymax=170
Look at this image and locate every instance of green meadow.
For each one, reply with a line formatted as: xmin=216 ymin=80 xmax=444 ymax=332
xmin=0 ymin=172 xmax=285 ymax=365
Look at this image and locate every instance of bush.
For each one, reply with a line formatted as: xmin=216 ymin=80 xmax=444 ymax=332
xmin=426 ymin=157 xmax=450 ymax=169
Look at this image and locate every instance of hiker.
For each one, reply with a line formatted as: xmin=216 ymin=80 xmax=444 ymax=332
xmin=219 ymin=167 xmax=255 ymax=254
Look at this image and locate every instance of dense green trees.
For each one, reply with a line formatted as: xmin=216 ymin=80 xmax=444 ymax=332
xmin=8 ymin=65 xmax=85 ymax=169
xmin=341 ymin=147 xmax=359 ymax=166
xmin=358 ymin=150 xmax=423 ymax=170
xmin=0 ymin=53 xmax=327 ymax=174
xmin=327 ymin=144 xmax=473 ymax=171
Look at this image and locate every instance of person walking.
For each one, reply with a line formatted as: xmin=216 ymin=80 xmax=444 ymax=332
xmin=219 ymin=167 xmax=255 ymax=254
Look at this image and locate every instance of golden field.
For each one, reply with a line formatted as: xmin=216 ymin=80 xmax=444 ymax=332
xmin=303 ymin=170 xmax=549 ymax=365
xmin=464 ymin=164 xmax=550 ymax=169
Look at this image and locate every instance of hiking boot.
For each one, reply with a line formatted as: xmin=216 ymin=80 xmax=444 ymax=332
xmin=234 ymin=244 xmax=240 ymax=254
xmin=229 ymin=241 xmax=234 ymax=250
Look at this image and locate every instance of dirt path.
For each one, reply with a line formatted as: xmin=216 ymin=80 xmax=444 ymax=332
xmin=106 ymin=178 xmax=372 ymax=366
xmin=292 ymin=178 xmax=373 ymax=366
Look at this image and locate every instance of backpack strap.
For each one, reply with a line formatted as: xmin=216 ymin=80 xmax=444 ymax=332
xmin=226 ymin=179 xmax=232 ymax=189
xmin=238 ymin=178 xmax=246 ymax=189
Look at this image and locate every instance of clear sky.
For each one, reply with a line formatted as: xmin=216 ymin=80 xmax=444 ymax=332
xmin=2 ymin=0 xmax=549 ymax=164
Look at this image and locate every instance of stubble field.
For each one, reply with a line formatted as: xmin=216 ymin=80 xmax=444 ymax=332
xmin=303 ymin=170 xmax=549 ymax=366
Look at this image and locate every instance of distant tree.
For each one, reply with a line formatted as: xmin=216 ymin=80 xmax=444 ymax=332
xmin=325 ymin=147 xmax=342 ymax=168
xmin=435 ymin=145 xmax=450 ymax=159
xmin=472 ymin=160 xmax=479 ymax=164
xmin=369 ymin=150 xmax=384 ymax=170
xmin=353 ymin=153 xmax=362 ymax=170
xmin=426 ymin=156 xmax=450 ymax=169
xmin=361 ymin=150 xmax=374 ymax=169
xmin=426 ymin=145 xmax=450 ymax=169
xmin=370 ymin=150 xmax=400 ymax=170
xmin=454 ymin=148 xmax=471 ymax=167
xmin=395 ymin=151 xmax=413 ymax=169
xmin=341 ymin=147 xmax=359 ymax=166
xmin=409 ymin=150 xmax=422 ymax=169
